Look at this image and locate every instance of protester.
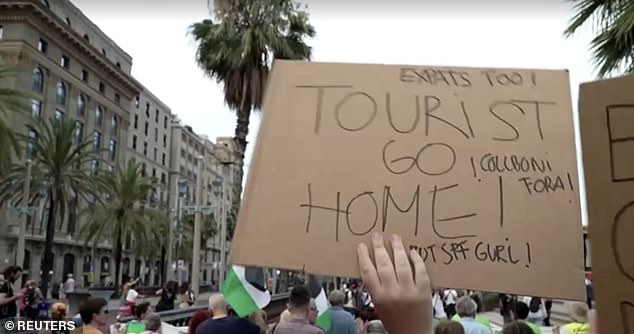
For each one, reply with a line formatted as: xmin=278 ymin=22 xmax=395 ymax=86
xmin=451 ymin=294 xmax=491 ymax=331
xmin=178 ymin=283 xmax=195 ymax=309
xmin=64 ymin=274 xmax=76 ymax=296
xmin=119 ymin=301 xmax=153 ymax=334
xmin=71 ymin=297 xmax=109 ymax=334
xmin=357 ymin=233 xmax=432 ymax=334
xmin=119 ymin=277 xmax=141 ymax=318
xmin=155 ymin=281 xmax=178 ymax=312
xmin=309 ymin=299 xmax=318 ymax=325
xmin=434 ymin=320 xmax=465 ymax=334
xmin=21 ymin=279 xmax=44 ymax=320
xmin=126 ymin=281 xmax=145 ymax=315
xmin=499 ymin=294 xmax=515 ymax=324
xmin=0 ymin=266 xmax=23 ymax=319
xmin=140 ymin=313 xmax=162 ymax=334
xmin=248 ymin=309 xmax=268 ymax=334
xmin=444 ymin=289 xmax=458 ymax=318
xmin=365 ymin=320 xmax=387 ymax=334
xmin=187 ymin=310 xmax=210 ymax=334
xmin=268 ymin=285 xmax=324 ymax=334
xmin=553 ymin=302 xmax=590 ymax=334
xmin=326 ymin=289 xmax=358 ymax=334
xmin=543 ymin=299 xmax=553 ymax=326
xmin=514 ymin=302 xmax=541 ymax=334
xmin=502 ymin=321 xmax=534 ymax=334
xmin=433 ymin=290 xmax=447 ymax=321
xmin=47 ymin=302 xmax=70 ymax=334
xmin=454 ymin=296 xmax=492 ymax=334
xmin=195 ymin=293 xmax=259 ymax=334
xmin=523 ymin=297 xmax=546 ymax=326
xmin=51 ymin=280 xmax=61 ymax=299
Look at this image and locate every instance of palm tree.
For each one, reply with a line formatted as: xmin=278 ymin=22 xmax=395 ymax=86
xmin=0 ymin=65 xmax=32 ymax=177
xmin=565 ymin=0 xmax=634 ymax=77
xmin=189 ymin=0 xmax=315 ymax=234
xmin=79 ymin=160 xmax=167 ymax=292
xmin=0 ymin=116 xmax=104 ymax=297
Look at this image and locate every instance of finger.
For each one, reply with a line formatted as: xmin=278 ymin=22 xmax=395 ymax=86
xmin=372 ymin=233 xmax=397 ymax=286
xmin=391 ymin=234 xmax=414 ymax=285
xmin=357 ymin=242 xmax=380 ymax=292
xmin=409 ymin=247 xmax=431 ymax=290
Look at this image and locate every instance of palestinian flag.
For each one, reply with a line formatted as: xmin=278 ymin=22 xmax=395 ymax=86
xmin=222 ymin=265 xmax=271 ymax=317
xmin=308 ymin=275 xmax=332 ymax=331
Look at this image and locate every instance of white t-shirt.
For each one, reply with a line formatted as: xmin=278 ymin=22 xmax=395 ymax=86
xmin=433 ymin=293 xmax=447 ymax=319
xmin=444 ymin=289 xmax=457 ymax=305
xmin=126 ymin=288 xmax=139 ymax=303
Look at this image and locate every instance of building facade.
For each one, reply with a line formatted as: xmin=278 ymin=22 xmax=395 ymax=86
xmin=0 ymin=0 xmax=236 ymax=289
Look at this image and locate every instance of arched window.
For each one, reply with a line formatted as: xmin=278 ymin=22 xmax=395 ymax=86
xmin=65 ymin=17 xmax=71 ymax=26
xmin=83 ymin=34 xmax=90 ymax=41
xmin=95 ymin=105 xmax=103 ymax=126
xmin=56 ymin=81 xmax=66 ymax=105
xmin=77 ymin=94 xmax=86 ymax=116
xmin=32 ymin=67 xmax=43 ymax=92
xmin=39 ymin=0 xmax=49 ymax=7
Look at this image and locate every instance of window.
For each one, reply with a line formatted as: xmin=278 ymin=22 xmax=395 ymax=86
xmin=90 ymin=160 xmax=99 ymax=176
xmin=132 ymin=135 xmax=137 ymax=149
xmin=143 ymin=142 xmax=147 ymax=155
xmin=154 ymin=128 xmax=158 ymax=141
xmin=95 ymin=106 xmax=103 ymax=126
xmin=27 ymin=129 xmax=38 ymax=157
xmin=116 ymin=62 xmax=121 ymax=68
xmin=108 ymin=139 xmax=117 ymax=160
xmin=32 ymin=67 xmax=43 ymax=92
xmin=144 ymin=122 xmax=148 ymax=136
xmin=74 ymin=121 xmax=84 ymax=143
xmin=163 ymin=116 xmax=168 ymax=129
xmin=135 ymin=96 xmax=140 ymax=108
xmin=162 ymin=134 xmax=167 ymax=148
xmin=101 ymin=49 xmax=107 ymax=56
xmin=83 ymin=34 xmax=89 ymax=41
xmin=92 ymin=131 xmax=101 ymax=151
xmin=145 ymin=102 xmax=150 ymax=116
xmin=153 ymin=148 xmax=158 ymax=161
xmin=155 ymin=109 xmax=159 ymax=123
xmin=99 ymin=82 xmax=105 ymax=93
xmin=65 ymin=17 xmax=71 ymax=26
xmin=54 ymin=109 xmax=64 ymax=120
xmin=133 ymin=115 xmax=138 ymax=129
xmin=31 ymin=99 xmax=41 ymax=118
xmin=161 ymin=173 xmax=166 ymax=184
xmin=162 ymin=153 xmax=166 ymax=166
xmin=80 ymin=69 xmax=88 ymax=81
xmin=56 ymin=81 xmax=66 ymax=105
xmin=61 ymin=55 xmax=70 ymax=69
xmin=0 ymin=25 xmax=3 ymax=39
xmin=37 ymin=39 xmax=48 ymax=53
xmin=152 ymin=168 xmax=156 ymax=178
xmin=114 ymin=93 xmax=120 ymax=105
xmin=111 ymin=116 xmax=118 ymax=135
xmin=77 ymin=94 xmax=86 ymax=116
xmin=107 ymin=164 xmax=114 ymax=173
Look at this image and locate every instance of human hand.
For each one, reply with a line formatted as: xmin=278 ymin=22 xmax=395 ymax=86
xmin=357 ymin=233 xmax=432 ymax=334
xmin=552 ymin=324 xmax=561 ymax=334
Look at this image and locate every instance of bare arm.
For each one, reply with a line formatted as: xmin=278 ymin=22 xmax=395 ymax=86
xmin=0 ymin=293 xmax=18 ymax=306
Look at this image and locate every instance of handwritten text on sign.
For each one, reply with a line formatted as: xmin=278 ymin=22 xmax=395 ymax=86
xmin=231 ymin=61 xmax=585 ymax=300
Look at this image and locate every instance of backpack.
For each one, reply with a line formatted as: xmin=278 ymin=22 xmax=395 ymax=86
xmin=529 ymin=297 xmax=542 ymax=313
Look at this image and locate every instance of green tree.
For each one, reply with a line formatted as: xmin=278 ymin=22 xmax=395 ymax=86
xmin=189 ymin=0 xmax=315 ymax=234
xmin=175 ymin=213 xmax=219 ymax=260
xmin=0 ymin=66 xmax=31 ymax=177
xmin=79 ymin=160 xmax=167 ymax=291
xmin=565 ymin=0 xmax=634 ymax=77
xmin=0 ymin=116 xmax=104 ymax=297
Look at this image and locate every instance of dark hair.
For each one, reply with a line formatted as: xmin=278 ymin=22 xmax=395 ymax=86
xmin=289 ymin=285 xmax=310 ymax=308
xmin=470 ymin=294 xmax=483 ymax=313
xmin=166 ymin=281 xmax=178 ymax=294
xmin=516 ymin=302 xmax=529 ymax=320
xmin=134 ymin=301 xmax=151 ymax=319
xmin=3 ymin=266 xmax=22 ymax=280
xmin=79 ymin=297 xmax=107 ymax=324
xmin=502 ymin=321 xmax=534 ymax=334
xmin=188 ymin=310 xmax=210 ymax=334
xmin=434 ymin=320 xmax=465 ymax=334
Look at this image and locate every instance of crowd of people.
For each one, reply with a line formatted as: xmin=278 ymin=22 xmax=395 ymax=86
xmin=0 ymin=233 xmax=599 ymax=334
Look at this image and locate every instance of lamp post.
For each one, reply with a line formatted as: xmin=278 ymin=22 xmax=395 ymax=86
xmin=191 ymin=156 xmax=204 ymax=297
xmin=175 ymin=179 xmax=188 ymax=286
xmin=218 ymin=162 xmax=232 ymax=291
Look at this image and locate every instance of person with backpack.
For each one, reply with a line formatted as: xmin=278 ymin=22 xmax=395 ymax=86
xmin=523 ymin=296 xmax=546 ymax=326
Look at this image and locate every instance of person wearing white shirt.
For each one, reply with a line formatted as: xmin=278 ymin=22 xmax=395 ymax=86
xmin=432 ymin=290 xmax=447 ymax=320
xmin=443 ymin=289 xmax=458 ymax=318
xmin=522 ymin=296 xmax=546 ymax=326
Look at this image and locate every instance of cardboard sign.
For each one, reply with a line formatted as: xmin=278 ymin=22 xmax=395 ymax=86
xmin=232 ymin=60 xmax=585 ymax=300
xmin=579 ymin=75 xmax=634 ymax=333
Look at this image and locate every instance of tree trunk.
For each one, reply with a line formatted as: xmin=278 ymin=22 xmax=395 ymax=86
xmin=40 ymin=191 xmax=56 ymax=298
xmin=229 ymin=102 xmax=250 ymax=238
xmin=113 ymin=230 xmax=123 ymax=294
xmin=160 ymin=246 xmax=166 ymax=286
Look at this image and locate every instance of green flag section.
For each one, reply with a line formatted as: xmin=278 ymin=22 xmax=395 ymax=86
xmin=222 ymin=265 xmax=271 ymax=317
xmin=308 ymin=275 xmax=332 ymax=331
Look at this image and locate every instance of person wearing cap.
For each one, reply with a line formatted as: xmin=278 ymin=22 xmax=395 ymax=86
xmin=554 ymin=302 xmax=589 ymax=334
xmin=326 ymin=290 xmax=358 ymax=334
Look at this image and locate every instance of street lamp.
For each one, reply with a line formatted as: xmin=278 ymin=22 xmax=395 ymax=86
xmin=191 ymin=156 xmax=204 ymax=297
xmin=175 ymin=178 xmax=188 ymax=286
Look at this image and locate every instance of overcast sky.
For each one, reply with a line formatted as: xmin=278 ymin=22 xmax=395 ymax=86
xmin=72 ymin=0 xmax=595 ymax=224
